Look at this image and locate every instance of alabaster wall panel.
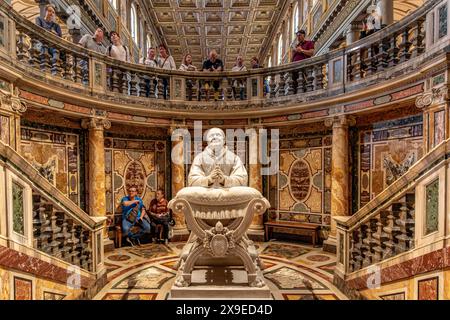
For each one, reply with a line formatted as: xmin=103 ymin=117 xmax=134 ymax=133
xmin=0 ymin=267 xmax=9 ymax=300
xmin=104 ymin=137 xmax=167 ymax=224
xmin=358 ymin=116 xmax=423 ymax=208
xmin=0 ymin=115 xmax=9 ymax=145
xmin=20 ymin=127 xmax=81 ymax=205
xmin=269 ymin=136 xmax=332 ymax=227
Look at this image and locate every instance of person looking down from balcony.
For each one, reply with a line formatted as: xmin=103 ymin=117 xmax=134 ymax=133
xmin=179 ymin=53 xmax=198 ymax=101
xmin=120 ymin=186 xmax=151 ymax=246
xmin=78 ymin=28 xmax=106 ymax=54
xmin=35 ymin=4 xmax=62 ymax=38
xmin=201 ymin=49 xmax=224 ymax=101
xmin=140 ymin=47 xmax=158 ymax=98
xmin=107 ymin=31 xmax=130 ymax=62
xmin=250 ymin=57 xmax=269 ymax=96
xmin=291 ymin=30 xmax=315 ymax=62
xmin=157 ymin=44 xmax=176 ymax=99
xmin=231 ymin=55 xmax=247 ymax=100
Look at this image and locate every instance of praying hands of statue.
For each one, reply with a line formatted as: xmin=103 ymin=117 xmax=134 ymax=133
xmin=207 ymin=165 xmax=225 ymax=186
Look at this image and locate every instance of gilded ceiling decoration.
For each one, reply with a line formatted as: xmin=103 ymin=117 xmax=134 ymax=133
xmin=144 ymin=0 xmax=286 ymax=69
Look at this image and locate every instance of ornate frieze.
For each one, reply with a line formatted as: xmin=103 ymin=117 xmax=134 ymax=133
xmin=415 ymin=86 xmax=448 ymax=109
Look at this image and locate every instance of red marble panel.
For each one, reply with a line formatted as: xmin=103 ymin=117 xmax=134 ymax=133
xmin=418 ymin=277 xmax=439 ymax=300
xmin=108 ymin=112 xmax=133 ymax=120
xmin=262 ymin=116 xmax=289 ymax=123
xmin=390 ymin=84 xmax=423 ymax=100
xmin=147 ymin=118 xmax=172 ymax=125
xmin=19 ymin=91 xmax=49 ymax=105
xmin=301 ymin=109 xmax=329 ymax=119
xmin=63 ymin=103 xmax=91 ymax=114
xmin=0 ymin=246 xmax=92 ymax=288
xmin=345 ymin=100 xmax=374 ymax=112
xmin=14 ymin=277 xmax=32 ymax=300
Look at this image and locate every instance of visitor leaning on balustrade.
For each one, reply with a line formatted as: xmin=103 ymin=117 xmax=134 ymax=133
xmin=35 ymin=4 xmax=62 ymax=38
xmin=157 ymin=44 xmax=176 ymax=100
xmin=78 ymin=28 xmax=106 ymax=54
xmin=201 ymin=49 xmax=224 ymax=101
xmin=107 ymin=31 xmax=130 ymax=62
xmin=231 ymin=55 xmax=247 ymax=100
xmin=179 ymin=53 xmax=198 ymax=101
xmin=139 ymin=47 xmax=158 ymax=98
xmin=250 ymin=56 xmax=269 ymax=95
xmin=35 ymin=4 xmax=62 ymax=75
xmin=291 ymin=30 xmax=315 ymax=94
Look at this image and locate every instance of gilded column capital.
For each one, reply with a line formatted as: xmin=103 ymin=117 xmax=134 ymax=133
xmin=415 ymin=87 xmax=448 ymax=109
xmin=324 ymin=115 xmax=356 ymax=128
xmin=81 ymin=117 xmax=111 ymax=130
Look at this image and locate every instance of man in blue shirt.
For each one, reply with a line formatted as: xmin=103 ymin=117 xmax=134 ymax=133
xmin=121 ymin=186 xmax=151 ymax=246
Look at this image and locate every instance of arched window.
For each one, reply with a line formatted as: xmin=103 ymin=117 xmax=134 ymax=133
xmin=130 ymin=3 xmax=138 ymax=44
xmin=268 ymin=56 xmax=272 ymax=68
xmin=277 ymin=34 xmax=283 ymax=65
xmin=108 ymin=0 xmax=117 ymax=10
xmin=146 ymin=34 xmax=152 ymax=52
xmin=303 ymin=0 xmax=309 ymax=22
xmin=292 ymin=3 xmax=299 ymax=37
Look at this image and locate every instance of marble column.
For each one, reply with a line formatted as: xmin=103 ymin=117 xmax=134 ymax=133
xmin=324 ymin=115 xmax=355 ymax=253
xmin=169 ymin=126 xmax=189 ymax=240
xmin=81 ymin=116 xmax=113 ymax=250
xmin=378 ymin=0 xmax=394 ymax=27
xmin=247 ymin=126 xmax=265 ymax=241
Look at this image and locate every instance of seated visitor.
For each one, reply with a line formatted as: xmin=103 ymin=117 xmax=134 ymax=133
xmin=179 ymin=53 xmax=198 ymax=101
xmin=78 ymin=28 xmax=106 ymax=54
xmin=120 ymin=186 xmax=151 ymax=246
xmin=157 ymin=44 xmax=176 ymax=100
xmin=149 ymin=189 xmax=171 ymax=245
xmin=140 ymin=47 xmax=158 ymax=97
xmin=201 ymin=49 xmax=224 ymax=101
xmin=231 ymin=55 xmax=247 ymax=100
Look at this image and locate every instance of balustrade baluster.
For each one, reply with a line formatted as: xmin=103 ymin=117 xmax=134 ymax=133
xmin=346 ymin=53 xmax=354 ymax=82
xmin=16 ymin=32 xmax=29 ymax=61
xmin=156 ymin=77 xmax=164 ymax=100
xmin=269 ymin=75 xmax=276 ymax=98
xmin=138 ymin=74 xmax=146 ymax=97
xmin=129 ymin=72 xmax=138 ymax=96
xmin=351 ymin=50 xmax=362 ymax=81
xmin=362 ymin=221 xmax=377 ymax=267
xmin=73 ymin=57 xmax=82 ymax=83
xmin=121 ymin=71 xmax=129 ymax=94
xmin=399 ymin=28 xmax=412 ymax=63
xmin=314 ymin=64 xmax=324 ymax=90
xmin=366 ymin=46 xmax=378 ymax=76
xmin=110 ymin=68 xmax=120 ymax=92
xmin=277 ymin=73 xmax=286 ymax=97
xmin=39 ymin=42 xmax=51 ymax=71
xmin=305 ymin=67 xmax=314 ymax=92
xmin=284 ymin=72 xmax=294 ymax=96
xmin=296 ymin=70 xmax=305 ymax=93
xmin=28 ymin=39 xmax=40 ymax=67
xmin=388 ymin=34 xmax=400 ymax=67
xmin=411 ymin=18 xmax=425 ymax=58
xmin=376 ymin=39 xmax=389 ymax=71
xmin=51 ymin=48 xmax=63 ymax=77
xmin=62 ymin=54 xmax=74 ymax=81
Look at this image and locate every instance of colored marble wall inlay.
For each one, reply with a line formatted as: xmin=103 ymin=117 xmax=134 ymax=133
xmin=20 ymin=127 xmax=80 ymax=204
xmin=357 ymin=117 xmax=423 ymax=208
xmin=272 ymin=136 xmax=331 ymax=226
xmin=433 ymin=110 xmax=445 ymax=148
xmin=14 ymin=277 xmax=32 ymax=300
xmin=12 ymin=181 xmax=24 ymax=235
xmin=380 ymin=292 xmax=405 ymax=300
xmin=104 ymin=137 xmax=166 ymax=225
xmin=425 ymin=179 xmax=439 ymax=235
xmin=0 ymin=115 xmax=10 ymax=145
xmin=418 ymin=277 xmax=439 ymax=300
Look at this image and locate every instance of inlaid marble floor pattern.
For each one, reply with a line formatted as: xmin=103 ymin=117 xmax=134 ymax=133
xmin=94 ymin=240 xmax=348 ymax=300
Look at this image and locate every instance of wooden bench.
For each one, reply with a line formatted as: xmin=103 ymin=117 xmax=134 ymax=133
xmin=264 ymin=221 xmax=320 ymax=247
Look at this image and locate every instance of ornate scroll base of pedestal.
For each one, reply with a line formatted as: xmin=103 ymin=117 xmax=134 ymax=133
xmin=168 ymin=187 xmax=271 ymax=299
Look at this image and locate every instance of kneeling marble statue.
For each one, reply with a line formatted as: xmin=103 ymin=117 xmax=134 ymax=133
xmin=169 ymin=128 xmax=270 ymax=293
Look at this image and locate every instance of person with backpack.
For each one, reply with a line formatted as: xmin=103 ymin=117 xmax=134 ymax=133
xmin=107 ymin=31 xmax=130 ymax=62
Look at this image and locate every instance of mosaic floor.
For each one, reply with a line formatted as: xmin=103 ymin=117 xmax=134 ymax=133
xmin=94 ymin=240 xmax=348 ymax=300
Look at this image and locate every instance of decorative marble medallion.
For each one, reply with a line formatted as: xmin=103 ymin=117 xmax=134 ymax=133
xmin=264 ymin=267 xmax=327 ymax=290
xmin=261 ymin=243 xmax=310 ymax=259
xmin=113 ymin=266 xmax=174 ymax=289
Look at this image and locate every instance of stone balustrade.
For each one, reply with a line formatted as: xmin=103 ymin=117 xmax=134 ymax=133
xmin=335 ymin=138 xmax=450 ymax=277
xmin=0 ymin=0 xmax=440 ymax=110
xmin=0 ymin=141 xmax=106 ymax=273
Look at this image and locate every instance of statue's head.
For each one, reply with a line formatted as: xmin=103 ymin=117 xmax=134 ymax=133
xmin=206 ymin=128 xmax=225 ymax=150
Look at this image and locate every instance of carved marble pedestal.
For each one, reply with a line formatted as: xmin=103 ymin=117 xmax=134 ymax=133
xmin=168 ymin=186 xmax=271 ymax=299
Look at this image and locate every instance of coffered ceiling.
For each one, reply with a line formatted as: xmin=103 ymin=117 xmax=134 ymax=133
xmin=144 ymin=0 xmax=288 ymax=70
